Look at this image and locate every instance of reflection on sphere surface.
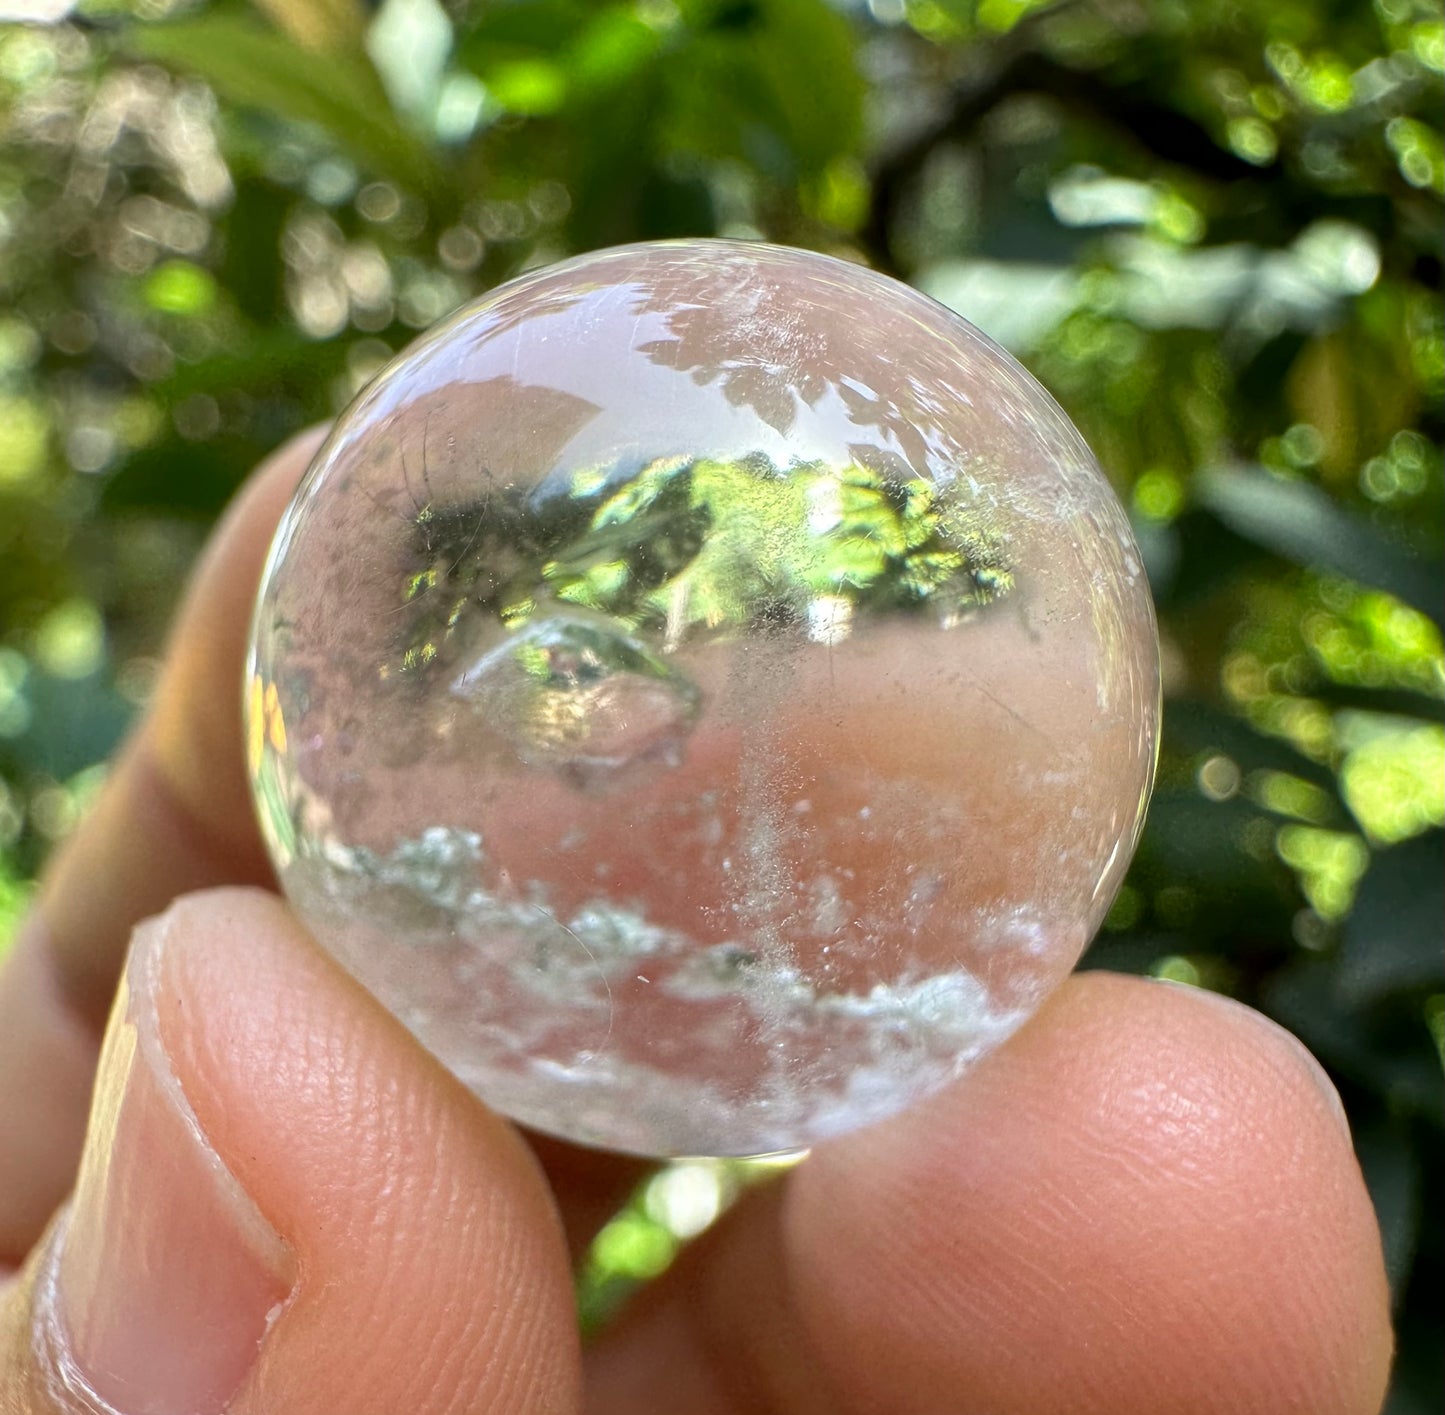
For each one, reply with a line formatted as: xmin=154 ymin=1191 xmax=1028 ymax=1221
xmin=248 ymin=241 xmax=1159 ymax=1157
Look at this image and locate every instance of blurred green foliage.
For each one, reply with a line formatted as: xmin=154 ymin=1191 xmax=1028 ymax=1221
xmin=0 ymin=0 xmax=1441 ymax=1401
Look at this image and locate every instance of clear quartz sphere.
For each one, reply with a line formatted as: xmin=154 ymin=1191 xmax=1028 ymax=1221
xmin=247 ymin=240 xmax=1159 ymax=1158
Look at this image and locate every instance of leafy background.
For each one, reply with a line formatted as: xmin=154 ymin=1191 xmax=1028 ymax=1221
xmin=0 ymin=0 xmax=1440 ymax=1402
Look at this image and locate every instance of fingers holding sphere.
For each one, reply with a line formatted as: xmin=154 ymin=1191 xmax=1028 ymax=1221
xmin=0 ymin=429 xmax=326 ymax=1266
xmin=587 ymin=972 xmax=1392 ymax=1415
xmin=2 ymin=887 xmax=580 ymax=1415
xmin=0 ymin=425 xmax=643 ymax=1269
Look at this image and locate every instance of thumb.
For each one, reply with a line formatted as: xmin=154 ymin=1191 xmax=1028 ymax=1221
xmin=1 ymin=889 xmax=580 ymax=1415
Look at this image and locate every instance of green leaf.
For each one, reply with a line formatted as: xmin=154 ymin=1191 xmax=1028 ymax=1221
xmin=218 ymin=176 xmax=292 ymax=326
xmin=1196 ymin=467 xmax=1445 ymax=629
xmin=1163 ymin=698 xmax=1344 ymax=800
xmin=1309 ymin=682 xmax=1445 ymax=725
xmin=457 ymin=0 xmax=587 ymax=59
xmin=129 ymin=15 xmax=447 ymax=201
xmin=1338 ymin=831 xmax=1445 ymax=1007
xmin=143 ymin=259 xmax=217 ymax=316
xmin=749 ymin=0 xmax=863 ymax=173
xmin=1354 ymin=1119 xmax=1422 ymax=1305
xmin=487 ymin=57 xmax=568 ymax=115
xmin=568 ymin=8 xmax=662 ymax=94
xmin=1132 ymin=789 xmax=1303 ymax=941
xmin=1264 ymin=959 xmax=1445 ymax=1121
xmin=660 ymin=0 xmax=862 ymax=182
xmin=254 ymin=0 xmax=369 ymax=52
xmin=6 ymin=670 xmax=132 ymax=784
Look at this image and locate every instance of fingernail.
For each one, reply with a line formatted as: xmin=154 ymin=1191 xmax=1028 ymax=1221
xmin=35 ymin=913 xmax=294 ymax=1414
xmin=1158 ymin=980 xmax=1352 ymax=1139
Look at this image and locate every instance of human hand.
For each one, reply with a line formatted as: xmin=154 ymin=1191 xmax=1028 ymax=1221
xmin=0 ymin=430 xmax=1392 ymax=1414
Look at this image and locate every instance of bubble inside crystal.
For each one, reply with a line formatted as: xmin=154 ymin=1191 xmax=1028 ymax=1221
xmin=451 ymin=610 xmax=700 ymax=786
xmin=247 ymin=239 xmax=1159 ymax=1158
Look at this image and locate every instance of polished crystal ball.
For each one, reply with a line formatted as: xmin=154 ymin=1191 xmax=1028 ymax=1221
xmin=247 ymin=240 xmax=1159 ymax=1158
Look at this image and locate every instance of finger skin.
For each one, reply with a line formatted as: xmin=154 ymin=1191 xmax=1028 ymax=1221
xmin=0 ymin=941 xmax=98 ymax=1272
xmin=0 ymin=427 xmax=637 ymax=1266
xmin=162 ymin=891 xmax=579 ymax=1413
xmin=36 ymin=429 xmax=326 ymax=1029
xmin=2 ymin=888 xmax=581 ymax=1414
xmin=0 ymin=430 xmax=323 ymax=1265
xmin=586 ymin=972 xmax=1393 ymax=1415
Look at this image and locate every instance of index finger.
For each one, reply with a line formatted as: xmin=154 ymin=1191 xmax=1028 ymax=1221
xmin=0 ymin=428 xmax=649 ymax=1268
xmin=0 ymin=427 xmax=326 ymax=1262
